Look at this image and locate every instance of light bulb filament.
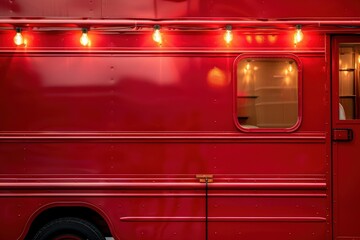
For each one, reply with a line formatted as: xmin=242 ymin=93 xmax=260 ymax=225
xmin=80 ymin=28 xmax=90 ymax=47
xmin=294 ymin=25 xmax=304 ymax=45
xmin=224 ymin=25 xmax=233 ymax=44
xmin=152 ymin=25 xmax=162 ymax=45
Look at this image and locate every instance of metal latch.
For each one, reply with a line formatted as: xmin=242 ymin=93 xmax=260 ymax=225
xmin=196 ymin=174 xmax=213 ymax=183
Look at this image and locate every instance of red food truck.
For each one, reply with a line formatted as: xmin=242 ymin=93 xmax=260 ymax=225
xmin=1 ymin=1 xmax=360 ymax=239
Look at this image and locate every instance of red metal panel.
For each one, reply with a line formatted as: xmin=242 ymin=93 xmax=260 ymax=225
xmin=0 ymin=55 xmax=234 ymax=132
xmin=0 ymin=52 xmax=326 ymax=132
xmin=208 ymin=194 xmax=327 ymax=239
xmin=193 ymin=0 xmax=360 ymax=19
xmin=1 ymin=0 xmax=360 ymax=19
xmin=0 ymin=142 xmax=325 ymax=175
xmin=0 ymin=0 xmax=102 ymax=18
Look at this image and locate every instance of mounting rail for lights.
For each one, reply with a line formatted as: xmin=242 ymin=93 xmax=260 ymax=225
xmin=1 ymin=18 xmax=360 ymax=48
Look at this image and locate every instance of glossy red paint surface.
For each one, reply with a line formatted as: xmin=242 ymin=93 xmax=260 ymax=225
xmin=0 ymin=0 xmax=360 ymax=19
xmin=0 ymin=1 xmax=359 ymax=240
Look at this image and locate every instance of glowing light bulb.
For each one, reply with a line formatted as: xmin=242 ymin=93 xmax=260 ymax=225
xmin=294 ymin=25 xmax=304 ymax=45
xmin=152 ymin=25 xmax=162 ymax=45
xmin=14 ymin=28 xmax=24 ymax=46
xmin=80 ymin=28 xmax=90 ymax=47
xmin=224 ymin=25 xmax=233 ymax=44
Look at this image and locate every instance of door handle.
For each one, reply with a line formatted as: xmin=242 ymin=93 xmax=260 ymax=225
xmin=333 ymin=128 xmax=354 ymax=142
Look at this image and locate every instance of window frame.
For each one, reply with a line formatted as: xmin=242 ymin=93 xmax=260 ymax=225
xmin=233 ymin=54 xmax=303 ymax=132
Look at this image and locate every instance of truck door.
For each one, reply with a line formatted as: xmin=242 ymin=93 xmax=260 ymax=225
xmin=332 ymin=36 xmax=360 ymax=239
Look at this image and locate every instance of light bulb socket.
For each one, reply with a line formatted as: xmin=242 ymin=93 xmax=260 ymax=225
xmin=295 ymin=24 xmax=302 ymax=30
xmin=154 ymin=25 xmax=161 ymax=30
xmin=225 ymin=25 xmax=232 ymax=31
xmin=82 ymin=28 xmax=88 ymax=34
xmin=15 ymin=27 xmax=22 ymax=33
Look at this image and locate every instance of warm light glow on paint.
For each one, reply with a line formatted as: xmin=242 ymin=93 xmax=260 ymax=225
xmin=80 ymin=29 xmax=91 ymax=47
xmin=14 ymin=28 xmax=25 ymax=46
xmin=207 ymin=67 xmax=229 ymax=87
xmin=224 ymin=25 xmax=233 ymax=44
xmin=246 ymin=35 xmax=252 ymax=44
xmin=152 ymin=25 xmax=162 ymax=45
xmin=255 ymin=35 xmax=265 ymax=44
xmin=294 ymin=25 xmax=304 ymax=46
xmin=268 ymin=35 xmax=277 ymax=44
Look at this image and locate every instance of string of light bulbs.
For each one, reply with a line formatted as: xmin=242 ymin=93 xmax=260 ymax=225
xmin=10 ymin=24 xmax=304 ymax=47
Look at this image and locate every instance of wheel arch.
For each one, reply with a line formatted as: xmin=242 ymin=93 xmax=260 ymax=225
xmin=22 ymin=202 xmax=114 ymax=240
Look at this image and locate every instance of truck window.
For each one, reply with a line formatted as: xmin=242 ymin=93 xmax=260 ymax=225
xmin=339 ymin=44 xmax=360 ymax=120
xmin=236 ymin=57 xmax=299 ymax=129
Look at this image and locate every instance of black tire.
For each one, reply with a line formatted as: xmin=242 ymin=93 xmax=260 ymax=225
xmin=32 ymin=217 xmax=105 ymax=240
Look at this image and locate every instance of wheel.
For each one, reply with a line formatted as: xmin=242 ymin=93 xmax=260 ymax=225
xmin=32 ymin=217 xmax=105 ymax=240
